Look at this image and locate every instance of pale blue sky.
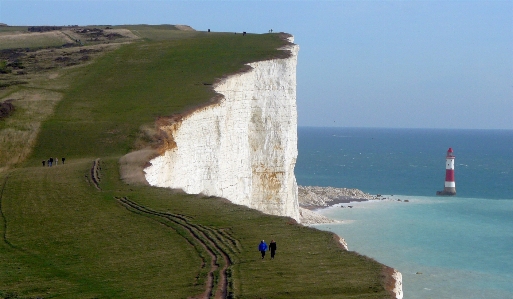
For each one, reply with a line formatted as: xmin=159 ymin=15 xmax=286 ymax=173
xmin=1 ymin=0 xmax=512 ymax=129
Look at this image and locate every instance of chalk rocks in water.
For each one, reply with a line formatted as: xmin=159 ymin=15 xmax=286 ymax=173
xmin=298 ymin=185 xmax=374 ymax=208
xmin=336 ymin=235 xmax=349 ymax=251
xmin=299 ymin=207 xmax=339 ymax=225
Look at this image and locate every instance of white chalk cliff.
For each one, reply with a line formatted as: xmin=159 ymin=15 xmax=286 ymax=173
xmin=142 ymin=36 xmax=403 ymax=298
xmin=144 ymin=37 xmax=300 ymax=222
xmin=392 ymin=270 xmax=403 ymax=299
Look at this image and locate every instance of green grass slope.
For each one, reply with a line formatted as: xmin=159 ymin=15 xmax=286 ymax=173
xmin=1 ymin=161 xmax=203 ymax=298
xmin=27 ymin=32 xmax=287 ymax=162
xmin=1 ymin=26 xmax=394 ymax=299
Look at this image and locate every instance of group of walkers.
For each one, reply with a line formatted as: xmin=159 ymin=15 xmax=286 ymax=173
xmin=42 ymin=157 xmax=65 ymax=167
xmin=258 ymin=240 xmax=277 ymax=260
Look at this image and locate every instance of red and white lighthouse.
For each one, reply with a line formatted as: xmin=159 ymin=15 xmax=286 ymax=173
xmin=437 ymin=147 xmax=456 ymax=196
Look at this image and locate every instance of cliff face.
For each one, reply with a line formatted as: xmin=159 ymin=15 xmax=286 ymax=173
xmin=144 ymin=38 xmax=300 ymax=222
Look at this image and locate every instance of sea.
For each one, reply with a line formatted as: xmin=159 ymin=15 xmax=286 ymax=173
xmin=295 ymin=127 xmax=513 ymax=299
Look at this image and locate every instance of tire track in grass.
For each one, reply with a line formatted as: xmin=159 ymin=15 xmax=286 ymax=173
xmin=0 ymin=174 xmax=12 ymax=247
xmin=90 ymin=158 xmax=101 ymax=190
xmin=91 ymin=158 xmax=236 ymax=298
xmin=115 ymin=196 xmax=238 ymax=299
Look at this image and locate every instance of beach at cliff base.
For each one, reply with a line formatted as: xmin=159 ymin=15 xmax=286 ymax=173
xmin=298 ymin=185 xmax=400 ymax=224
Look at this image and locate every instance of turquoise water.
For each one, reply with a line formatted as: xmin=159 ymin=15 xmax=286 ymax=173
xmin=296 ymin=127 xmax=513 ymax=298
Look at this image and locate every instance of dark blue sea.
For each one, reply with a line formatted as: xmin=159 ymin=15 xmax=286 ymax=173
xmin=296 ymin=127 xmax=513 ymax=299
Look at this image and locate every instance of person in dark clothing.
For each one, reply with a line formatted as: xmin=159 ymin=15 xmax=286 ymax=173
xmin=49 ymin=157 xmax=53 ymax=167
xmin=269 ymin=240 xmax=277 ymax=259
xmin=62 ymin=157 xmax=65 ymax=164
xmin=42 ymin=160 xmax=45 ymax=167
xmin=258 ymin=240 xmax=268 ymax=259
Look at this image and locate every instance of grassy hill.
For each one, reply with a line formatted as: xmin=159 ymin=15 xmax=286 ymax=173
xmin=0 ymin=25 xmax=394 ymax=298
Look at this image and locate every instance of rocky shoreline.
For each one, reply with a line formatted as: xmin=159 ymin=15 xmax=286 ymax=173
xmin=298 ymin=185 xmax=391 ymax=225
xmin=298 ymin=185 xmax=378 ymax=209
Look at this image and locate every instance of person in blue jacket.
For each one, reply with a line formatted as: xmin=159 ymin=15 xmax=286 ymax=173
xmin=258 ymin=240 xmax=268 ymax=259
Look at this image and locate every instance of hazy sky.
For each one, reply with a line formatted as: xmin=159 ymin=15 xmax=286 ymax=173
xmin=1 ymin=0 xmax=512 ymax=129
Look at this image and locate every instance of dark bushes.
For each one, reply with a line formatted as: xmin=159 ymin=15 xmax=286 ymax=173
xmin=0 ymin=99 xmax=15 ymax=119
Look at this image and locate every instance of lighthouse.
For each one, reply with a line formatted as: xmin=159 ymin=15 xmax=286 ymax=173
xmin=436 ymin=147 xmax=456 ymax=196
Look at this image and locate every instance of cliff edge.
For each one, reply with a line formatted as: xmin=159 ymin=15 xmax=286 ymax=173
xmin=144 ymin=35 xmax=300 ymax=222
xmin=141 ymin=34 xmax=403 ymax=298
